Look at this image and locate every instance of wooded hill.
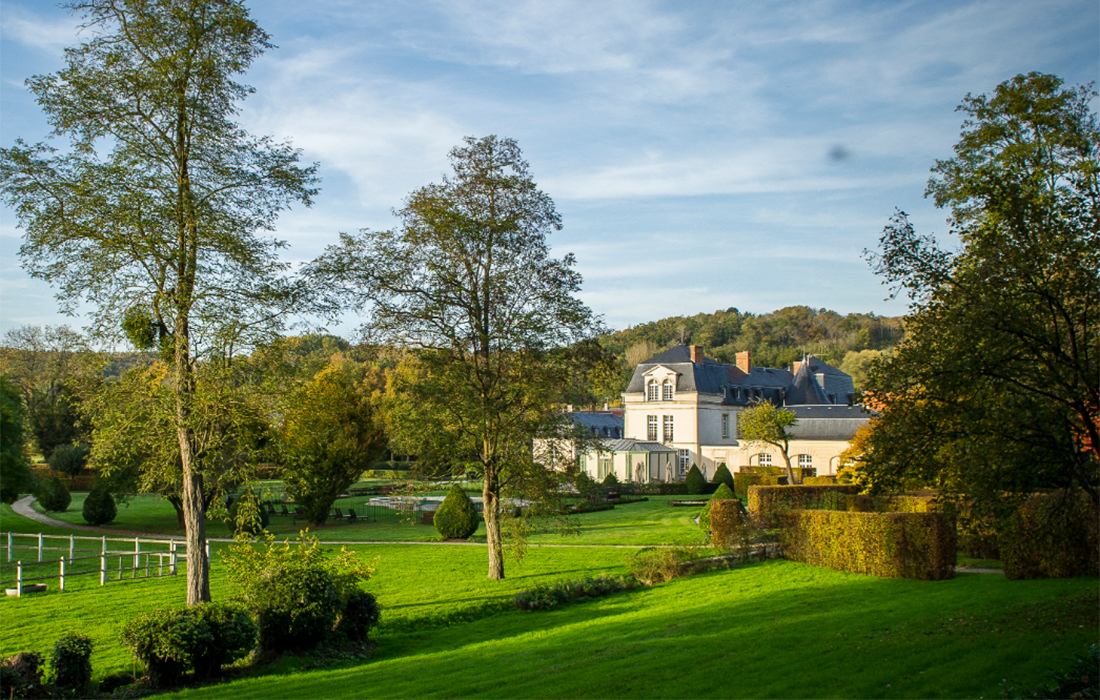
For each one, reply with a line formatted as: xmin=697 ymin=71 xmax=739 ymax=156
xmin=597 ymin=305 xmax=904 ymax=398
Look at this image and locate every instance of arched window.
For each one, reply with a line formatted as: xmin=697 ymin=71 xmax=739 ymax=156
xmin=662 ymin=378 xmax=674 ymax=401
xmin=798 ymin=454 xmax=813 ymax=469
xmin=647 ymin=380 xmax=659 ymax=401
xmin=757 ymin=453 xmax=773 ymax=467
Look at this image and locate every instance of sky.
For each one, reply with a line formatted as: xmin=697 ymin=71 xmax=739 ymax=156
xmin=1 ymin=0 xmax=1097 ymax=341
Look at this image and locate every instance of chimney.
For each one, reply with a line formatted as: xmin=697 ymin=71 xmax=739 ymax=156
xmin=690 ymin=345 xmax=704 ymax=364
xmin=736 ymin=351 xmax=751 ymax=374
xmin=792 ymin=360 xmax=802 ymax=375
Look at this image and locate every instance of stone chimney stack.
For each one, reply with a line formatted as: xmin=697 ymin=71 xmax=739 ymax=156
xmin=689 ymin=345 xmax=704 ymax=364
xmin=792 ymin=360 xmax=802 ymax=375
xmin=736 ymin=351 xmax=751 ymax=374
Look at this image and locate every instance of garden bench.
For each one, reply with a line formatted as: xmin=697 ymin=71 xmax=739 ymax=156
xmin=347 ymin=509 xmax=358 ymax=524
xmin=280 ymin=504 xmax=290 ymax=516
xmin=332 ymin=508 xmax=346 ymax=521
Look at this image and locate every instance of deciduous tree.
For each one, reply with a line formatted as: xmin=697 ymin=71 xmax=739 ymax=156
xmin=862 ymin=73 xmax=1099 ymax=506
xmin=737 ymin=402 xmax=800 ymax=485
xmin=0 ymin=0 xmax=317 ymax=604
xmin=308 ymin=136 xmax=597 ymax=579
xmin=277 ymin=360 xmax=387 ymax=526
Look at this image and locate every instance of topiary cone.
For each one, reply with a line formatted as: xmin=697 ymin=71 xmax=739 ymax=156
xmin=434 ymin=485 xmax=480 ymax=540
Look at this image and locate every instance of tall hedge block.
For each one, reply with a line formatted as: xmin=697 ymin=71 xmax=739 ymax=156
xmin=780 ymin=510 xmax=956 ymax=580
xmin=748 ymin=485 xmax=861 ymax=527
xmin=1001 ymin=490 xmax=1099 ymax=580
xmin=709 ymin=499 xmax=744 ymax=551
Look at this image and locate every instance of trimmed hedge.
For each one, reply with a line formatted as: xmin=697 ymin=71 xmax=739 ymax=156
xmin=82 ymin=486 xmax=117 ymax=525
xmin=780 ymin=509 xmax=956 ymax=580
xmin=1001 ymin=490 xmax=1099 ymax=580
xmin=709 ymin=499 xmax=745 ymax=551
xmin=698 ymin=483 xmax=737 ymax=531
xmin=748 ymin=485 xmax=861 ymax=527
xmin=38 ymin=477 xmax=72 ymax=512
xmin=734 ymin=472 xmax=780 ymax=496
xmin=803 ymin=475 xmax=838 ymax=485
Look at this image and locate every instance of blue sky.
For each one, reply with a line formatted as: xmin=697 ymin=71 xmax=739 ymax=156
xmin=1 ymin=0 xmax=1097 ymax=340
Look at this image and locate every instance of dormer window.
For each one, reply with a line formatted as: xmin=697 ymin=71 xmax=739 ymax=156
xmin=662 ymin=379 xmax=674 ymax=401
xmin=647 ymin=380 xmax=659 ymax=401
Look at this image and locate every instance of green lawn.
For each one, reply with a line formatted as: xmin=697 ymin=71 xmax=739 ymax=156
xmin=16 ymin=492 xmax=705 ymax=546
xmin=2 ymin=492 xmax=1098 ymax=698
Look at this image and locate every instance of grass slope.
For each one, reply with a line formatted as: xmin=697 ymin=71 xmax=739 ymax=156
xmin=155 ymin=561 xmax=1097 ymax=700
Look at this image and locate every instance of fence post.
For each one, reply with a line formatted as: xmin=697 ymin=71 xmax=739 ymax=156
xmin=101 ymin=536 xmax=107 ymax=554
xmin=69 ymin=535 xmax=75 ymax=563
xmin=16 ymin=561 xmax=22 ymax=597
xmin=59 ymin=557 xmax=66 ymax=592
xmin=133 ymin=537 xmax=140 ymax=570
xmin=37 ymin=533 xmax=43 ymax=562
xmin=6 ymin=532 xmax=11 ymax=562
xmin=100 ymin=552 xmax=106 ymax=586
xmin=169 ymin=542 xmax=177 ymax=575
xmin=144 ymin=552 xmax=150 ymax=578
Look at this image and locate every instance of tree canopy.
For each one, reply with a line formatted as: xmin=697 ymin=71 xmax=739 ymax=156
xmin=737 ymin=402 xmax=800 ymax=485
xmin=859 ymin=73 xmax=1099 ymax=506
xmin=309 ymin=135 xmax=597 ymax=579
xmin=0 ymin=0 xmax=317 ymax=604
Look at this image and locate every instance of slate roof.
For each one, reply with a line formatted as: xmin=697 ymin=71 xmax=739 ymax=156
xmin=599 ymin=439 xmax=676 ymax=453
xmin=786 ymin=405 xmax=875 ymax=441
xmin=624 ymin=345 xmax=855 ymax=408
xmin=784 ymin=361 xmax=830 ymax=405
xmin=570 ymin=411 xmax=625 ymax=439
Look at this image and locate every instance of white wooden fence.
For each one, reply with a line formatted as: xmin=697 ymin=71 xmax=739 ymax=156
xmin=1 ymin=532 xmax=205 ymax=597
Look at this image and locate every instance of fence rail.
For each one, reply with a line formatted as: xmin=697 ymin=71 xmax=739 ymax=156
xmin=1 ymin=532 xmax=204 ymax=597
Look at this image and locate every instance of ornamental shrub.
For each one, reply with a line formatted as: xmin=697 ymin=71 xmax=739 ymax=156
xmin=512 ymin=575 xmax=638 ymax=611
xmin=434 ymin=485 xmax=479 ymax=540
xmin=252 ymin=565 xmax=341 ymax=653
xmin=50 ymin=633 xmax=93 ymax=698
xmin=733 ymin=472 xmax=780 ymax=496
xmin=699 ymin=483 xmax=737 ymax=531
xmin=0 ymin=652 xmax=44 ymax=699
xmin=38 ymin=477 xmax=71 ymax=512
xmin=710 ymin=463 xmax=735 ymax=489
xmin=601 ymin=472 xmax=619 ymax=486
xmin=47 ymin=443 xmax=90 ymax=478
xmin=683 ymin=465 xmax=707 ymax=494
xmin=82 ymin=486 xmax=116 ymax=525
xmin=334 ymin=589 xmax=382 ymax=642
xmin=121 ymin=607 xmax=214 ymax=686
xmin=190 ymin=604 xmax=257 ymax=679
xmin=120 ymin=603 xmax=255 ymax=685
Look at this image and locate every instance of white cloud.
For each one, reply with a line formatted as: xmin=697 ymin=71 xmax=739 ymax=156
xmin=0 ymin=5 xmax=82 ymax=55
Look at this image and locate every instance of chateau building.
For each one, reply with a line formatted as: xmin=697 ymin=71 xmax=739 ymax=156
xmin=574 ymin=344 xmax=872 ymax=483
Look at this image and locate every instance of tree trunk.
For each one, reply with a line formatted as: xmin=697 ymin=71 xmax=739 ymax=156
xmin=779 ymin=450 xmax=799 ymax=486
xmin=167 ymin=495 xmax=185 ymax=529
xmin=482 ymin=469 xmax=504 ymax=580
xmin=175 ymin=328 xmax=210 ymax=606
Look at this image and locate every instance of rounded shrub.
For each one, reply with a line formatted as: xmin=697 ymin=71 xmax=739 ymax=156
xmin=191 ymin=603 xmax=257 ymax=679
xmin=710 ymin=463 xmax=735 ymax=489
xmin=253 ymin=565 xmax=341 ymax=653
xmin=82 ymin=486 xmax=117 ymax=525
xmin=699 ymin=482 xmax=737 ymax=531
xmin=335 ymin=589 xmax=382 ymax=642
xmin=47 ymin=443 xmax=90 ymax=478
xmin=121 ymin=607 xmax=214 ymax=686
xmin=683 ymin=465 xmax=707 ymax=495
xmin=50 ymin=632 xmax=93 ymax=698
xmin=601 ymin=472 xmax=619 ymax=486
xmin=433 ymin=485 xmax=480 ymax=540
xmin=38 ymin=477 xmax=71 ymax=512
